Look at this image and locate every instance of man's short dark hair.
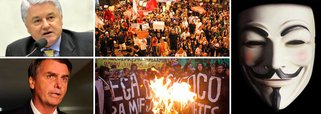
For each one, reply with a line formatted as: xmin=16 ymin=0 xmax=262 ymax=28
xmin=28 ymin=59 xmax=73 ymax=79
xmin=99 ymin=66 xmax=110 ymax=76
xmin=111 ymin=64 xmax=117 ymax=69
xmin=28 ymin=59 xmax=72 ymax=94
xmin=131 ymin=63 xmax=137 ymax=69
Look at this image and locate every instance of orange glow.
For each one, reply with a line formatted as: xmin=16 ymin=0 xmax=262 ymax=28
xmin=150 ymin=77 xmax=196 ymax=114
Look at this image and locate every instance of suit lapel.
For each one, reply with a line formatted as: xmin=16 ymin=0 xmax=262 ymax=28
xmin=23 ymin=101 xmax=34 ymax=114
xmin=59 ymin=31 xmax=78 ymax=56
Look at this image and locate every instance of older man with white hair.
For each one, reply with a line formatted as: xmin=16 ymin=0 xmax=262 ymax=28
xmin=6 ymin=0 xmax=93 ymax=57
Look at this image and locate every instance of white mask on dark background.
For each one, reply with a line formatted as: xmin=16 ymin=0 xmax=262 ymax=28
xmin=239 ymin=4 xmax=315 ymax=110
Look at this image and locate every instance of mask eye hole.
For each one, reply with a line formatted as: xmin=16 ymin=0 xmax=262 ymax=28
xmin=244 ymin=41 xmax=266 ymax=48
xmin=286 ymin=40 xmax=305 ymax=45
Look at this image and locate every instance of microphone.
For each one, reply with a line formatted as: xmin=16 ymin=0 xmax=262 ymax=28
xmin=26 ymin=38 xmax=48 ymax=57
xmin=35 ymin=38 xmax=48 ymax=48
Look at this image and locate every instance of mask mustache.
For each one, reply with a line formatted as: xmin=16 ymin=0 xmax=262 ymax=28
xmin=244 ymin=37 xmax=304 ymax=79
xmin=248 ymin=66 xmax=303 ymax=79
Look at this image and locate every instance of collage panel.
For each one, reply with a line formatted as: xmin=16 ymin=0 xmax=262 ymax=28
xmin=0 ymin=0 xmax=233 ymax=114
xmin=95 ymin=0 xmax=229 ymax=57
xmin=0 ymin=59 xmax=93 ymax=114
xmin=95 ymin=58 xmax=229 ymax=114
xmin=0 ymin=0 xmax=94 ymax=57
xmin=232 ymin=0 xmax=321 ymax=113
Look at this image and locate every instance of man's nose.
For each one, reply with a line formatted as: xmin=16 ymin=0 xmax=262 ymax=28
xmin=42 ymin=19 xmax=50 ymax=30
xmin=54 ymin=78 xmax=63 ymax=89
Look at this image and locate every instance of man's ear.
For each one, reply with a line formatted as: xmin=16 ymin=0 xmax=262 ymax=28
xmin=29 ymin=76 xmax=35 ymax=90
xmin=61 ymin=15 xmax=63 ymax=26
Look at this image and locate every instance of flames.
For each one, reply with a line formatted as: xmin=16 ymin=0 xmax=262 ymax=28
xmin=150 ymin=77 xmax=196 ymax=114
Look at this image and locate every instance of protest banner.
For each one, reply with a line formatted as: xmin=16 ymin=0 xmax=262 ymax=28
xmin=97 ymin=59 xmax=164 ymax=70
xmin=109 ymin=73 xmax=228 ymax=114
xmin=153 ymin=21 xmax=165 ymax=30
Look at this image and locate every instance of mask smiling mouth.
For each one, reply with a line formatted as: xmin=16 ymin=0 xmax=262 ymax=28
xmin=244 ymin=66 xmax=304 ymax=110
xmin=245 ymin=66 xmax=304 ymax=87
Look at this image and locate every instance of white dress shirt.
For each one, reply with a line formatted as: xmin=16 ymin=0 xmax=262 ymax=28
xmin=30 ymin=99 xmax=58 ymax=114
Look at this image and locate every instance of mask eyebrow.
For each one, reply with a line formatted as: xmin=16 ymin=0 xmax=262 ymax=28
xmin=281 ymin=25 xmax=309 ymax=36
xmin=240 ymin=26 xmax=269 ymax=37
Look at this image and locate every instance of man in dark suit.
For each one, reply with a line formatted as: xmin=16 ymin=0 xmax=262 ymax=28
xmin=5 ymin=0 xmax=92 ymax=57
xmin=3 ymin=59 xmax=72 ymax=114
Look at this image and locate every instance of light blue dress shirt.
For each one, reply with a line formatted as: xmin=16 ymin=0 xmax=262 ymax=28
xmin=41 ymin=36 xmax=61 ymax=57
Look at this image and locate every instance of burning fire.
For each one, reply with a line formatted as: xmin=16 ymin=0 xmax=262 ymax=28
xmin=150 ymin=77 xmax=196 ymax=114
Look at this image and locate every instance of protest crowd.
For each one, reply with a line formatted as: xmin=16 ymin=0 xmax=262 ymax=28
xmin=95 ymin=0 xmax=229 ymax=57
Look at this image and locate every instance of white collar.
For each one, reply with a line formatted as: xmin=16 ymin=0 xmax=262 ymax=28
xmin=30 ymin=99 xmax=58 ymax=114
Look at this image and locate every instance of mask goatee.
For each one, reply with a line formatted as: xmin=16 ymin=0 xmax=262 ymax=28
xmin=271 ymin=87 xmax=281 ymax=111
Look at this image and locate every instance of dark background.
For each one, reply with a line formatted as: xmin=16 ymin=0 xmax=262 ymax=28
xmin=0 ymin=59 xmax=93 ymax=114
xmin=231 ymin=0 xmax=321 ymax=113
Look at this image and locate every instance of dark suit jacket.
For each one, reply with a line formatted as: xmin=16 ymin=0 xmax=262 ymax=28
xmin=6 ymin=29 xmax=93 ymax=56
xmin=2 ymin=101 xmax=66 ymax=114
